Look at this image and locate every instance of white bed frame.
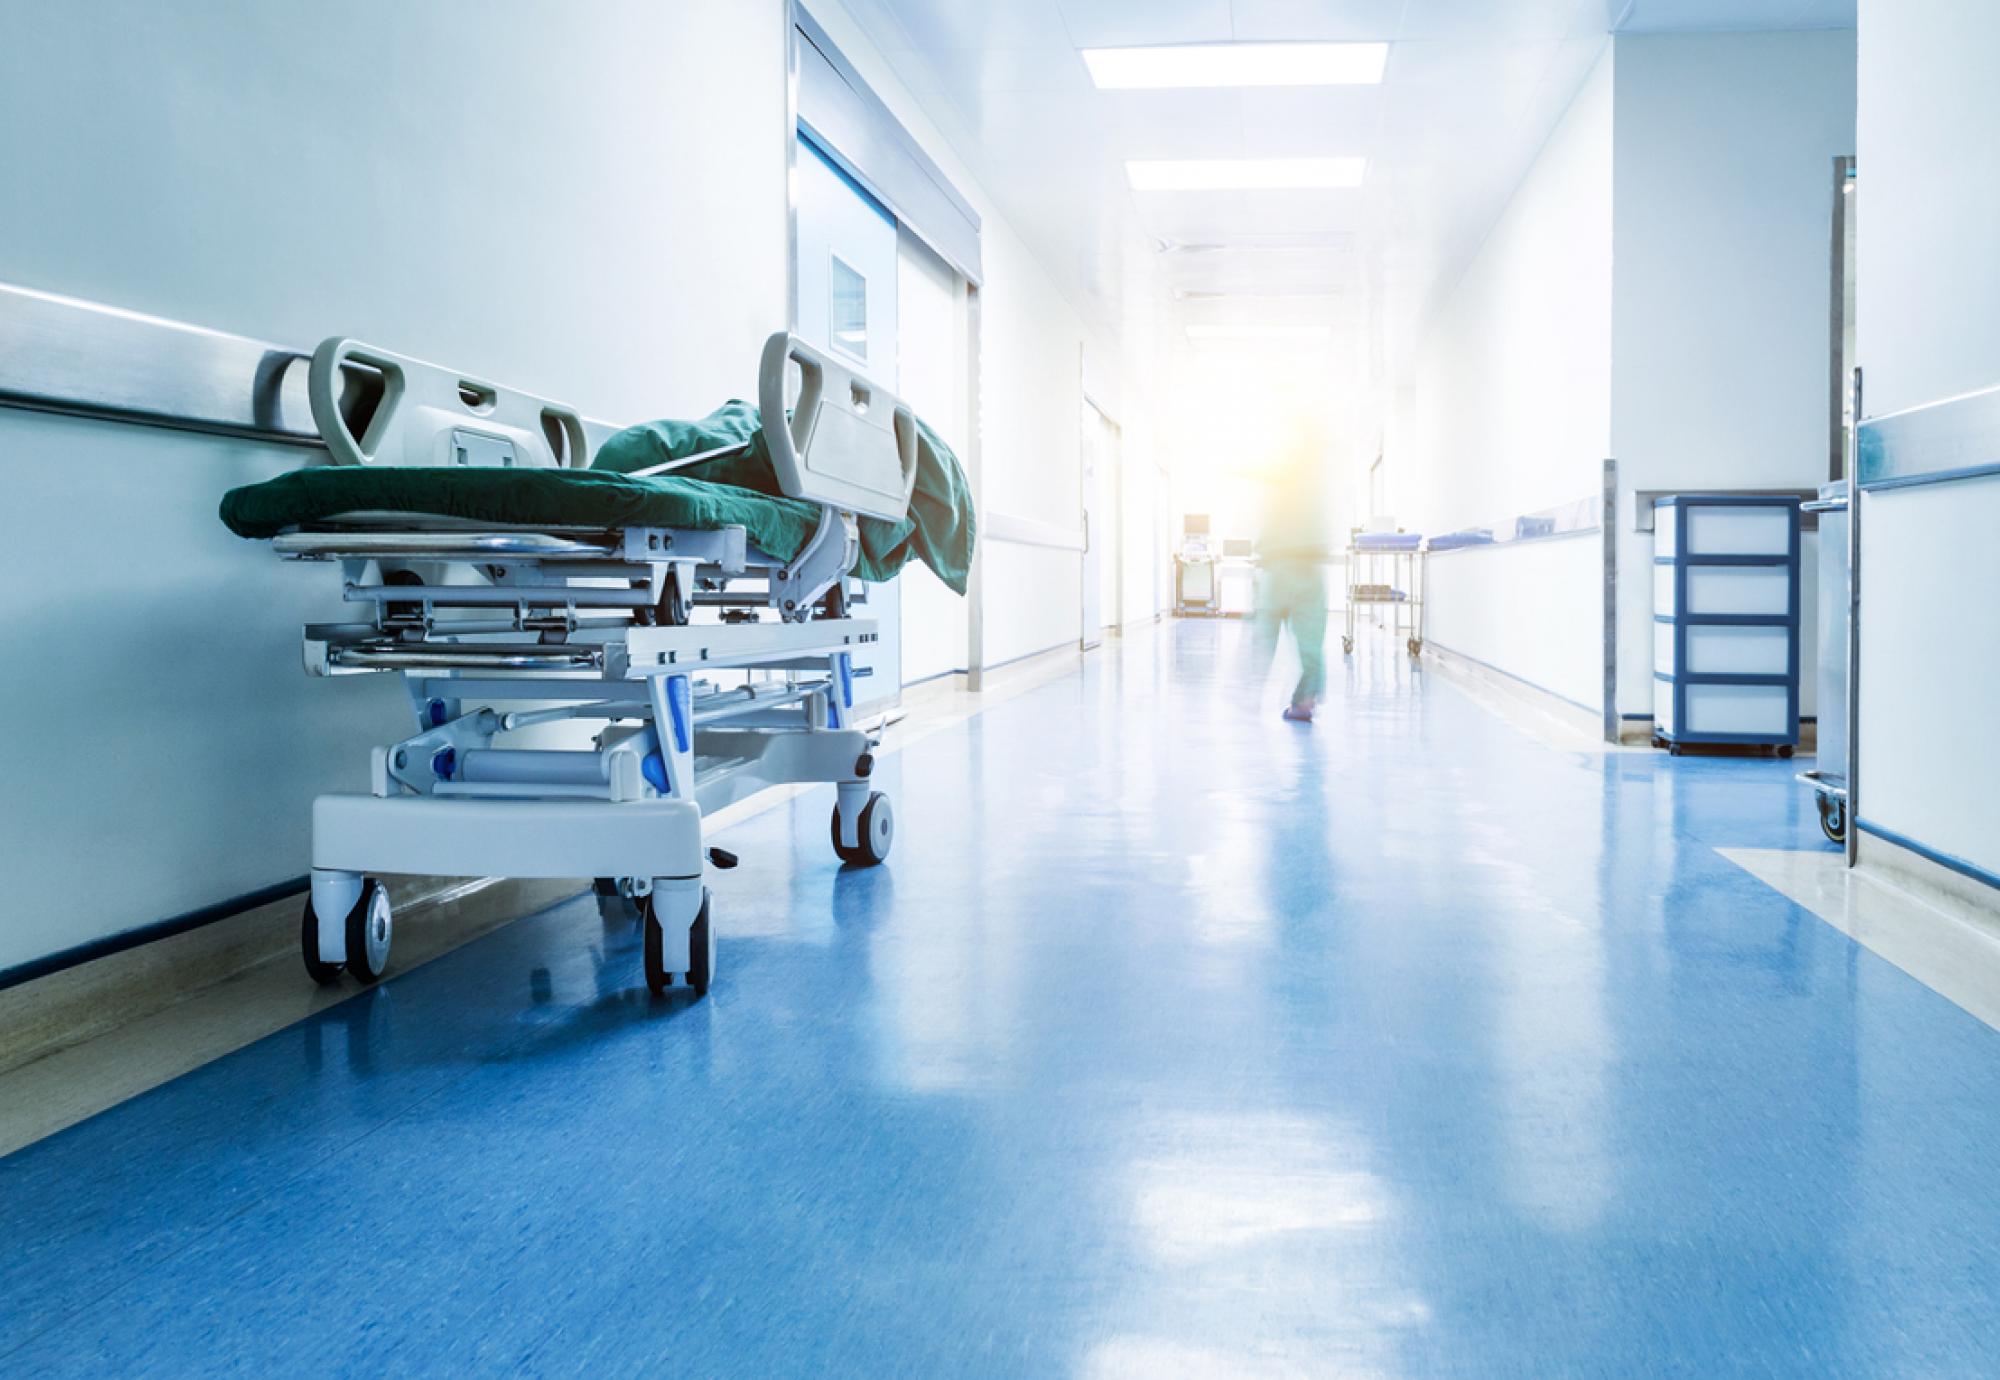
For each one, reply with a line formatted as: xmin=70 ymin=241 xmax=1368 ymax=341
xmin=273 ymin=331 xmax=919 ymax=997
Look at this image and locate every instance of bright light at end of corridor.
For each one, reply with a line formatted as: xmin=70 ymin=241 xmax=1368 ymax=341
xmin=1127 ymin=157 xmax=1366 ymax=192
xmin=1186 ymin=323 xmax=1335 ymax=343
xmin=1083 ymin=41 xmax=1389 ymax=89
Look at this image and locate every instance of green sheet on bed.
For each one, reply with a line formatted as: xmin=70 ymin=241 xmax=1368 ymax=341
xmin=219 ymin=402 xmax=975 ymax=592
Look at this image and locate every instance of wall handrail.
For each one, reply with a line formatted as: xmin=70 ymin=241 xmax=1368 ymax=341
xmin=0 ymin=280 xmax=623 ymax=455
xmin=1422 ymin=492 xmax=1601 ymax=557
xmin=1858 ymin=380 xmax=2000 ymax=492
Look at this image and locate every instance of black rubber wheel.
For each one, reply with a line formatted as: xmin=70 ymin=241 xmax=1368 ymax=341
xmin=1818 ymin=797 xmax=1847 ymax=845
xmin=643 ymin=896 xmax=673 ymax=995
xmin=345 ymin=878 xmax=393 ymax=985
xmin=1777 ymin=745 xmax=1795 ymax=759
xmin=300 ymin=897 xmax=343 ymax=985
xmin=688 ymin=889 xmax=714 ymax=997
xmin=651 ymin=565 xmax=691 ymax=627
xmin=831 ymin=791 xmax=893 ymax=867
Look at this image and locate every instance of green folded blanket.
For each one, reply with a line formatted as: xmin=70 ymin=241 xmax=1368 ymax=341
xmin=219 ymin=401 xmax=975 ymax=592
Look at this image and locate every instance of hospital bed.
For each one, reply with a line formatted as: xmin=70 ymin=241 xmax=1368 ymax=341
xmin=228 ymin=331 xmax=918 ymax=997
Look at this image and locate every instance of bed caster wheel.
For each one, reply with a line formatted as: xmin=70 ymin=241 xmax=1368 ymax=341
xmin=1777 ymin=744 xmax=1795 ymax=759
xmin=642 ymin=888 xmax=713 ymax=997
xmin=300 ymin=897 xmax=343 ymax=985
xmin=655 ymin=566 xmax=691 ymax=627
xmin=1818 ymin=795 xmax=1847 ymax=845
xmin=345 ymin=878 xmax=393 ymax=984
xmin=688 ymin=890 xmax=715 ymax=997
xmin=832 ymin=791 xmax=893 ymax=867
xmin=1341 ymin=636 xmax=1354 ymax=655
xmin=1407 ymin=637 xmax=1422 ymax=657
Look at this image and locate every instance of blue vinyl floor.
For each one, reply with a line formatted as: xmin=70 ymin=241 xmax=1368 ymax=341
xmin=8 ymin=622 xmax=2000 ymax=1376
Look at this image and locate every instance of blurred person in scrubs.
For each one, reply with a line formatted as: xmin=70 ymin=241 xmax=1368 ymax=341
xmin=1255 ymin=419 xmax=1333 ymax=723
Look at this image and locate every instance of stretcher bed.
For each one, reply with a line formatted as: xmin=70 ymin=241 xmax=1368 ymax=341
xmin=222 ymin=331 xmax=960 ymax=997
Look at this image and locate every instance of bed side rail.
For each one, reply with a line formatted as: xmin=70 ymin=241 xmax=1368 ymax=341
xmin=759 ymin=333 xmax=918 ymax=522
xmin=308 ymin=336 xmax=589 ymax=470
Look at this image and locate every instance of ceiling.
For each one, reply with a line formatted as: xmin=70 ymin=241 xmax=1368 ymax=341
xmin=837 ymin=0 xmax=1857 ymax=402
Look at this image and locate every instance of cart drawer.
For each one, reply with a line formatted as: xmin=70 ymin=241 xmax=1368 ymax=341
xmin=1657 ymin=504 xmax=1793 ymax=558
xmin=1654 ymin=564 xmax=1791 ymax=617
xmin=1681 ymin=682 xmax=1791 ymax=736
xmin=1654 ymin=622 xmax=1792 ymax=677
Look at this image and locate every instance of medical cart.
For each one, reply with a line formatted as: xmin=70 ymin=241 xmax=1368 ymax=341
xmin=1343 ymin=529 xmax=1424 ymax=656
xmin=1651 ymin=494 xmax=1801 ymax=757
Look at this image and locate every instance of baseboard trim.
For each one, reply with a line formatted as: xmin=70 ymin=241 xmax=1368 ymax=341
xmin=0 ymin=875 xmax=579 ymax=1082
xmin=1421 ymin=640 xmax=1605 ymax=740
xmin=0 ymin=875 xmax=310 ymax=995
xmin=1859 ymin=819 xmax=2000 ymax=904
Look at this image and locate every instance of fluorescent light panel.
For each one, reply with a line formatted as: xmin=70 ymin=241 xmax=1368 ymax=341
xmin=1185 ymin=323 xmax=1335 ymax=342
xmin=1083 ymin=42 xmax=1388 ymax=89
xmin=1128 ymin=157 xmax=1365 ymax=191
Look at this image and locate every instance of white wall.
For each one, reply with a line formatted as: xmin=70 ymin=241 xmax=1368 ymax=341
xmin=1610 ymin=30 xmax=1856 ymax=716
xmin=1394 ymin=49 xmax=1614 ymax=537
xmin=1387 ymin=47 xmax=1613 ymax=693
xmin=0 ymin=0 xmax=790 ymax=976
xmin=1854 ymin=0 xmax=2000 ymax=880
xmin=1425 ymin=538 xmax=1605 ymax=712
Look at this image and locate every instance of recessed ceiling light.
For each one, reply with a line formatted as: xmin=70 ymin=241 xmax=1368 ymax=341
xmin=1185 ymin=323 xmax=1336 ymax=342
xmin=1128 ymin=157 xmax=1366 ymax=192
xmin=1083 ymin=42 xmax=1388 ymax=90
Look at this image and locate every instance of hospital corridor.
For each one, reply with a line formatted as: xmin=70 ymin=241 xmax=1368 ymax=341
xmin=4 ymin=1 xmax=2000 ymax=1376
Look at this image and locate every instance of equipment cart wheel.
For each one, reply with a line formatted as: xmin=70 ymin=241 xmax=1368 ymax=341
xmin=345 ymin=878 xmax=394 ymax=985
xmin=832 ymin=791 xmax=894 ymax=867
xmin=300 ymin=897 xmax=343 ymax=985
xmin=642 ymin=887 xmax=714 ymax=997
xmin=1818 ymin=794 xmax=1847 ymax=845
xmin=1342 ymin=635 xmax=1354 ymax=655
xmin=1777 ymin=745 xmax=1795 ymax=760
xmin=1407 ymin=637 xmax=1423 ymax=657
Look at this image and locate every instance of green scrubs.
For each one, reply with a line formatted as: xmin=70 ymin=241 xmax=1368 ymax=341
xmin=1257 ymin=557 xmax=1329 ymax=708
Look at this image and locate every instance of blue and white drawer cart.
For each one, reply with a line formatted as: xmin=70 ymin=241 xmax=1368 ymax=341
xmin=1652 ymin=494 xmax=1801 ymax=757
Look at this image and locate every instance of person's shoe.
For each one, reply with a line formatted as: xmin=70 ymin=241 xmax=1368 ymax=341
xmin=1282 ymin=700 xmax=1315 ymax=723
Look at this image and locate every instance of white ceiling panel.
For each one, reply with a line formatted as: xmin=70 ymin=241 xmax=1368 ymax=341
xmin=1055 ymin=0 xmax=1236 ymax=48
xmin=1132 ymin=187 xmax=1366 ymax=241
xmin=1397 ymin=0 xmax=1601 ymax=41
xmin=903 ymin=45 xmax=1098 ymax=95
xmin=876 ymin=0 xmax=1076 ymax=50
xmin=1236 ymin=87 xmax=1385 ymax=154
xmin=1226 ymin=0 xmax=1404 ymax=41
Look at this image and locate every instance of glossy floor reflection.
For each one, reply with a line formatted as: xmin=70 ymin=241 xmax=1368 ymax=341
xmin=8 ymin=622 xmax=2000 ymax=1376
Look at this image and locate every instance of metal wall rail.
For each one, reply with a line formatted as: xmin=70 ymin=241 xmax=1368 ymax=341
xmin=1422 ymin=491 xmax=1601 ymax=557
xmin=0 ymin=280 xmax=622 ymax=453
xmin=0 ymin=281 xmax=321 ymax=445
xmin=1857 ymin=379 xmax=2000 ymax=492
